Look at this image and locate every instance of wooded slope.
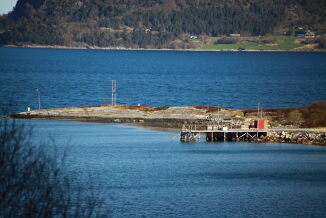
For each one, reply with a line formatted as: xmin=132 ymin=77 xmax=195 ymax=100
xmin=0 ymin=0 xmax=325 ymax=48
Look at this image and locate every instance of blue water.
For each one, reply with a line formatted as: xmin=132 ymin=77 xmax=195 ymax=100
xmin=1 ymin=48 xmax=326 ymax=113
xmin=1 ymin=48 xmax=326 ymax=217
xmin=29 ymin=120 xmax=326 ymax=217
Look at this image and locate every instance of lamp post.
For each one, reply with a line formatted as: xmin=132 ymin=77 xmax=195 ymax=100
xmin=36 ymin=89 xmax=41 ymax=110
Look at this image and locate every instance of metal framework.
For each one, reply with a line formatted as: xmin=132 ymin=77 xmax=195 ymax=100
xmin=111 ymin=80 xmax=117 ymax=106
xmin=180 ymin=125 xmax=268 ymax=142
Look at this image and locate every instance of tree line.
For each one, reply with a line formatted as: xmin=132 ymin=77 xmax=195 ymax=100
xmin=0 ymin=0 xmax=325 ymax=48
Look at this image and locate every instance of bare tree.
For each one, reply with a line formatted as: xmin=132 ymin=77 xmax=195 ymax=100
xmin=0 ymin=118 xmax=110 ymax=217
xmin=287 ymin=109 xmax=304 ymax=126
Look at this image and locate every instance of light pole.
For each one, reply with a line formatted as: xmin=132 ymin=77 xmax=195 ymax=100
xmin=36 ymin=89 xmax=41 ymax=110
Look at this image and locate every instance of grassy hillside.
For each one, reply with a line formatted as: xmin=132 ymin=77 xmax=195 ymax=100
xmin=200 ymin=35 xmax=325 ymax=51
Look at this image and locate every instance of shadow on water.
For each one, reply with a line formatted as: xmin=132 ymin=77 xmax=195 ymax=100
xmin=190 ymin=171 xmax=326 ymax=182
xmin=180 ymin=148 xmax=326 ymax=155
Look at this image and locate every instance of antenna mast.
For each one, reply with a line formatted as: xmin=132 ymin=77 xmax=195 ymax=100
xmin=36 ymin=89 xmax=41 ymax=110
xmin=111 ymin=80 xmax=116 ymax=106
xmin=257 ymin=103 xmax=263 ymax=119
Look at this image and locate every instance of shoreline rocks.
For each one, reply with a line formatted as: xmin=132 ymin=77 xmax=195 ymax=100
xmin=253 ymin=131 xmax=326 ymax=146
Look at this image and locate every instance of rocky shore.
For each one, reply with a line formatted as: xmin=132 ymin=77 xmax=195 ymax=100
xmin=9 ymin=105 xmax=238 ymax=129
xmin=181 ymin=129 xmax=326 ymax=146
xmin=253 ymin=131 xmax=326 ymax=146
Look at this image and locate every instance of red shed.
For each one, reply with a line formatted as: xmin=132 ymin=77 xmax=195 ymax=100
xmin=255 ymin=120 xmax=268 ymax=129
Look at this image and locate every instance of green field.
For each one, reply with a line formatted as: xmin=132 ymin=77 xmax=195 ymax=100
xmin=200 ymin=36 xmax=312 ymax=51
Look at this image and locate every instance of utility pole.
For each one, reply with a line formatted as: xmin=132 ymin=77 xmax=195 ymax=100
xmin=111 ymin=80 xmax=116 ymax=106
xmin=36 ymin=89 xmax=41 ymax=110
xmin=257 ymin=103 xmax=263 ymax=119
xmin=217 ymin=104 xmax=220 ymax=128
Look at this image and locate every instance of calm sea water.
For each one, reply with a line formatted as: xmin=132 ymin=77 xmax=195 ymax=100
xmin=0 ymin=48 xmax=326 ymax=113
xmin=30 ymin=120 xmax=326 ymax=217
xmin=1 ymin=48 xmax=326 ymax=217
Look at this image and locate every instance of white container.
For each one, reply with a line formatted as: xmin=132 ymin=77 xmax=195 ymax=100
xmin=207 ymin=125 xmax=213 ymax=130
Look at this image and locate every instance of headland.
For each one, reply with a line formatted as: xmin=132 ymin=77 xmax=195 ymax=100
xmin=9 ymin=103 xmax=326 ymax=146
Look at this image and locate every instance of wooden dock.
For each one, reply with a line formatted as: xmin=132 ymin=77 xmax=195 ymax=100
xmin=180 ymin=125 xmax=268 ymax=142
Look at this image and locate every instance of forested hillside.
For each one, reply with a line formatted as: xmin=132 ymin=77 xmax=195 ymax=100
xmin=0 ymin=0 xmax=325 ymax=48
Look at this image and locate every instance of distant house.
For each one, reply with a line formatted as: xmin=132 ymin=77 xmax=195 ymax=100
xmin=190 ymin=35 xmax=198 ymax=39
xmin=305 ymin=30 xmax=315 ymax=38
xmin=295 ymin=30 xmax=306 ymax=37
xmin=293 ymin=26 xmax=303 ymax=30
xmin=296 ymin=30 xmax=315 ymax=38
xmin=230 ymin=33 xmax=241 ymax=38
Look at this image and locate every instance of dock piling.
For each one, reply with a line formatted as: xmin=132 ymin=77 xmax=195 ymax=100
xmin=180 ymin=125 xmax=268 ymax=143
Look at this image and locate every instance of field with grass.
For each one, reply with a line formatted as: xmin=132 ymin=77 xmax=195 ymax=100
xmin=200 ymin=35 xmax=322 ymax=51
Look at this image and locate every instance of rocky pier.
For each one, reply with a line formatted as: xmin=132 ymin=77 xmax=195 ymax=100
xmin=254 ymin=131 xmax=326 ymax=146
